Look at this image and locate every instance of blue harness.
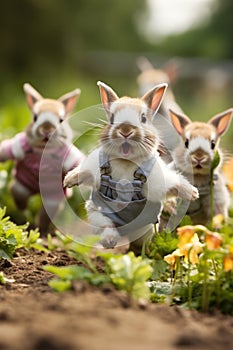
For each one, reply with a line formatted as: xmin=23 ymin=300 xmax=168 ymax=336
xmin=91 ymin=151 xmax=162 ymax=235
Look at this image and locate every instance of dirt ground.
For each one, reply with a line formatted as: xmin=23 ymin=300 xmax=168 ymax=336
xmin=0 ymin=248 xmax=232 ymax=350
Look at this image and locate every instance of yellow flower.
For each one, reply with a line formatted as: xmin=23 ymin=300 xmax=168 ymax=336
xmin=164 ymin=249 xmax=181 ymax=268
xmin=212 ymin=214 xmax=225 ymax=230
xmin=177 ymin=226 xmax=196 ymax=248
xmin=222 ymin=157 xmax=233 ymax=192
xmin=223 ymin=246 xmax=233 ymax=272
xmin=179 ymin=233 xmax=204 ymax=264
xmin=205 ymin=231 xmax=222 ymax=250
xmin=223 ymin=255 xmax=233 ymax=272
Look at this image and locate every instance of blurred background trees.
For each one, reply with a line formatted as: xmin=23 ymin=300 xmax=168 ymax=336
xmin=0 ymin=0 xmax=232 ymax=129
xmin=155 ymin=0 xmax=233 ymax=59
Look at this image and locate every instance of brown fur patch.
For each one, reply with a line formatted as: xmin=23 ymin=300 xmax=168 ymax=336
xmin=34 ymin=99 xmax=65 ymax=117
xmin=111 ymin=123 xmax=141 ymax=141
xmin=185 ymin=122 xmax=216 ymax=140
xmin=100 ymin=125 xmax=111 ymax=143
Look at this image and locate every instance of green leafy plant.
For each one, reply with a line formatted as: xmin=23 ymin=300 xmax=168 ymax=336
xmin=0 ymin=207 xmax=47 ymax=261
xmin=44 ymin=235 xmax=153 ymax=300
xmin=102 ymin=251 xmax=153 ymax=300
xmin=0 ymin=207 xmax=28 ymax=260
xmin=210 ymin=151 xmax=221 ymax=223
xmin=44 ymin=264 xmax=110 ymax=292
xmin=148 ymin=229 xmax=178 ymax=261
xmin=0 ymin=271 xmax=5 ymax=284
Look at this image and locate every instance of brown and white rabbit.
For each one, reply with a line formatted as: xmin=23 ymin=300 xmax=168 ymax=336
xmin=169 ymin=108 xmax=233 ymax=225
xmin=137 ymin=56 xmax=183 ymax=161
xmin=64 ymin=81 xmax=198 ymax=252
xmin=0 ymin=83 xmax=84 ymax=233
xmin=137 ymin=56 xmax=183 ymax=117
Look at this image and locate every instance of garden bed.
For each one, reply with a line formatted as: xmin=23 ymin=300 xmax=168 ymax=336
xmin=0 ymin=247 xmax=232 ymax=350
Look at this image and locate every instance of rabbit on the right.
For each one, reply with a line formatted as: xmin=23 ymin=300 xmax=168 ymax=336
xmin=169 ymin=108 xmax=233 ymax=225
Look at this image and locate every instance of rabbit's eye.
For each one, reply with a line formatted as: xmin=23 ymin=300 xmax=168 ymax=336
xmin=185 ymin=139 xmax=189 ymax=148
xmin=33 ymin=114 xmax=38 ymax=122
xmin=141 ymin=113 xmax=146 ymax=123
xmin=59 ymin=118 xmax=64 ymax=123
xmin=211 ymin=140 xmax=215 ymax=150
xmin=110 ymin=114 xmax=114 ymax=124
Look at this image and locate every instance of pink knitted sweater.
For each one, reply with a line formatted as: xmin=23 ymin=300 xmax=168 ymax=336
xmin=1 ymin=132 xmax=84 ymax=199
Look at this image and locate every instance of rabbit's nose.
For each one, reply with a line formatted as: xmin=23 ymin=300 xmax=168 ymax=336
xmin=42 ymin=122 xmax=54 ymax=130
xmin=191 ymin=154 xmax=209 ymax=164
xmin=119 ymin=131 xmax=134 ymax=139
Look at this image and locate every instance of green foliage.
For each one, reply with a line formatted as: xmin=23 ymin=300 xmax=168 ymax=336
xmin=157 ymin=222 xmax=233 ymax=314
xmin=103 ymin=252 xmax=153 ymax=300
xmin=0 ymin=207 xmax=28 ymax=260
xmin=148 ymin=229 xmax=178 ymax=260
xmin=0 ymin=207 xmax=47 ymax=260
xmin=0 ymin=271 xmax=5 ymax=284
xmin=57 ymin=232 xmax=101 ymax=273
xmin=44 ymin=236 xmax=153 ymax=300
xmin=0 ymin=270 xmax=15 ymax=285
xmin=0 ymin=0 xmax=148 ymax=91
xmin=174 ymin=270 xmax=233 ymax=315
xmin=149 ymin=281 xmax=173 ymax=304
xmin=210 ymin=151 xmax=221 ymax=222
xmin=44 ymin=264 xmax=110 ymax=292
xmin=23 ymin=229 xmax=49 ymax=253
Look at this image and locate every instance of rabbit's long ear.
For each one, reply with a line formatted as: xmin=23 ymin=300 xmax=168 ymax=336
xmin=163 ymin=58 xmax=180 ymax=83
xmin=208 ymin=108 xmax=233 ymax=136
xmin=59 ymin=89 xmax=81 ymax=115
xmin=169 ymin=109 xmax=191 ymax=136
xmin=136 ymin=56 xmax=154 ymax=72
xmin=97 ymin=81 xmax=119 ymax=118
xmin=142 ymin=83 xmax=167 ymax=117
xmin=23 ymin=83 xmax=43 ymax=110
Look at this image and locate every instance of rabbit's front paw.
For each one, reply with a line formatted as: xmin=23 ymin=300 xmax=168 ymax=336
xmin=63 ymin=169 xmax=80 ymax=188
xmin=100 ymin=227 xmax=120 ymax=249
xmin=163 ymin=197 xmax=177 ymax=215
xmin=191 ymin=186 xmax=199 ymax=201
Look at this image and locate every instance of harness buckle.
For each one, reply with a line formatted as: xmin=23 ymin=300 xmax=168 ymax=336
xmin=100 ymin=161 xmax=112 ymax=175
xmin=134 ymin=168 xmax=147 ymax=183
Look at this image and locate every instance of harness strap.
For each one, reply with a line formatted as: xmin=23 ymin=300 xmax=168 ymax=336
xmin=99 ymin=150 xmax=111 ymax=175
xmin=197 ymin=174 xmax=219 ymax=196
xmin=134 ymin=154 xmax=158 ymax=183
xmin=187 ymin=174 xmax=219 ymax=216
xmin=98 ymin=149 xmax=158 ymax=202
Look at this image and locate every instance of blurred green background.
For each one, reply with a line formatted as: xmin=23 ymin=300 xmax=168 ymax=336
xmin=0 ymin=0 xmax=232 ymax=223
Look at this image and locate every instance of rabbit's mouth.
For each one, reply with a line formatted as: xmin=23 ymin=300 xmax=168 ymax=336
xmin=195 ymin=164 xmax=203 ymax=170
xmin=121 ymin=142 xmax=130 ymax=156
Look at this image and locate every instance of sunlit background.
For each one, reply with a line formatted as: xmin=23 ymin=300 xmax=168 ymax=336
xmin=0 ymin=0 xmax=232 ymax=220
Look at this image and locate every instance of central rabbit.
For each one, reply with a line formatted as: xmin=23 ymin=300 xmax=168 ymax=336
xmin=64 ymin=82 xmax=199 ymax=252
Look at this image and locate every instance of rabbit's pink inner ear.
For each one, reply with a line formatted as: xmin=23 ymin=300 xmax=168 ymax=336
xmin=63 ymin=95 xmax=77 ymax=114
xmin=170 ymin=111 xmax=184 ymax=135
xmin=25 ymin=93 xmax=36 ymax=110
xmin=142 ymin=84 xmax=167 ymax=115
xmin=23 ymin=83 xmax=43 ymax=110
xmin=209 ymin=109 xmax=233 ymax=136
xmin=169 ymin=109 xmax=191 ymax=136
xmin=151 ymin=85 xmax=167 ymax=112
xmin=97 ymin=82 xmax=119 ymax=116
xmin=59 ymin=89 xmax=81 ymax=115
xmin=99 ymin=85 xmax=109 ymax=109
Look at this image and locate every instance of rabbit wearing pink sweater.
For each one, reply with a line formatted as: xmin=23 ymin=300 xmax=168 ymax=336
xmin=0 ymin=84 xmax=84 ymax=233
